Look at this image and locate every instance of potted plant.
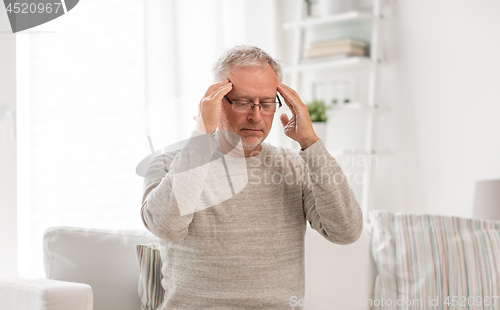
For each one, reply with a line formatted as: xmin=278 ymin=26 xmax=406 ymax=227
xmin=307 ymin=99 xmax=330 ymax=141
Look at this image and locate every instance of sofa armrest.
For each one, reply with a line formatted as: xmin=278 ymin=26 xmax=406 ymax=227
xmin=304 ymin=223 xmax=376 ymax=310
xmin=0 ymin=277 xmax=93 ymax=310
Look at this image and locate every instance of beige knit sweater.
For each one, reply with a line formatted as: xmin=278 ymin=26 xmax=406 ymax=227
xmin=141 ymin=133 xmax=363 ymax=309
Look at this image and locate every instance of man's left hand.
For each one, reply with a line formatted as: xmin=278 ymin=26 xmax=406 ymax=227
xmin=278 ymin=83 xmax=319 ymax=150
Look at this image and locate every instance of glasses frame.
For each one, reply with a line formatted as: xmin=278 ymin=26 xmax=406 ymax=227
xmin=224 ymin=94 xmax=282 ymax=114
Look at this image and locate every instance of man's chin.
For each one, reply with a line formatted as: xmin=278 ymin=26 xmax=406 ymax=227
xmin=241 ymin=137 xmax=264 ymax=151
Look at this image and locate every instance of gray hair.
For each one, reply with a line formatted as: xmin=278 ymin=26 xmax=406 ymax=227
xmin=212 ymin=45 xmax=283 ymax=82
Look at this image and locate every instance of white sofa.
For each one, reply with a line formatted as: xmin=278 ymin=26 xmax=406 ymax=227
xmin=3 ymin=211 xmax=499 ymax=310
xmin=0 ymin=225 xmax=376 ymax=310
xmin=0 ymin=227 xmax=158 ymax=310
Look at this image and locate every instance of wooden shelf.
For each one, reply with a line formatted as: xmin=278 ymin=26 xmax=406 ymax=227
xmin=327 ymin=149 xmax=391 ymax=156
xmin=328 ymin=104 xmax=389 ymax=112
xmin=284 ymin=56 xmax=371 ymax=73
xmin=280 ymin=0 xmax=386 ymax=214
xmin=283 ymin=11 xmax=374 ymax=30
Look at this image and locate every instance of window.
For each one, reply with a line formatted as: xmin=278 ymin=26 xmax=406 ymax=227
xmin=19 ymin=0 xmax=278 ymax=277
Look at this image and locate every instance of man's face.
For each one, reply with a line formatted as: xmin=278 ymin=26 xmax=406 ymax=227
xmin=218 ymin=65 xmax=279 ymax=154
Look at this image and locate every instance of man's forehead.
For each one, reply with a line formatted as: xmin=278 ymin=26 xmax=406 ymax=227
xmin=228 ymin=84 xmax=277 ymax=98
xmin=227 ymin=66 xmax=278 ymax=98
xmin=230 ymin=91 xmax=276 ymax=99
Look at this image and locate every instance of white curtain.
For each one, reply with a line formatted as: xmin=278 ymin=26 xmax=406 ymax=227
xmin=20 ymin=0 xmax=279 ymax=277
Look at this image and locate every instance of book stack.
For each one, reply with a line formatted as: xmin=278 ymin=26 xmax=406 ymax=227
xmin=304 ymin=38 xmax=368 ymax=59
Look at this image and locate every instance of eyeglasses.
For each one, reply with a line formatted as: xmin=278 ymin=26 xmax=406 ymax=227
xmin=224 ymin=95 xmax=282 ymax=114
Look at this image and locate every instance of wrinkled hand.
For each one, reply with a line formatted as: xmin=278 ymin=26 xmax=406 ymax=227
xmin=278 ymin=83 xmax=319 ymax=150
xmin=194 ymin=79 xmax=233 ymax=134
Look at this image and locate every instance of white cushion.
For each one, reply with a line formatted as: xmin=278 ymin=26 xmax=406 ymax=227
xmin=43 ymin=227 xmax=158 ymax=310
xmin=0 ymin=277 xmax=92 ymax=310
xmin=304 ymin=223 xmax=376 ymax=310
xmin=370 ymin=211 xmax=500 ymax=310
xmin=136 ymin=243 xmax=164 ymax=310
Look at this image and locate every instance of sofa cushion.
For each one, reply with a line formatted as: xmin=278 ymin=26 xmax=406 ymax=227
xmin=370 ymin=211 xmax=500 ymax=310
xmin=43 ymin=227 xmax=157 ymax=310
xmin=136 ymin=243 xmax=164 ymax=310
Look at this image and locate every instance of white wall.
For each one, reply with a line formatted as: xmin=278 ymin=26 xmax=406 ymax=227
xmin=0 ymin=7 xmax=17 ymax=277
xmin=277 ymin=0 xmax=500 ymax=218
xmin=375 ymin=0 xmax=500 ymax=217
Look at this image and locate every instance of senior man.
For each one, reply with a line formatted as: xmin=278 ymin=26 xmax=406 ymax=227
xmin=141 ymin=45 xmax=363 ymax=309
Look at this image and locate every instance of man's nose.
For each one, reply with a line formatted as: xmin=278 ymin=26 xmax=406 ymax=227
xmin=247 ymin=104 xmax=263 ymax=122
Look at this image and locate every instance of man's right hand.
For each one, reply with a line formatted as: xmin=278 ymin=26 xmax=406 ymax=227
xmin=195 ymin=79 xmax=232 ymax=134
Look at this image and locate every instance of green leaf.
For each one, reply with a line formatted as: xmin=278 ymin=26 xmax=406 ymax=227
xmin=306 ymin=99 xmax=329 ymax=122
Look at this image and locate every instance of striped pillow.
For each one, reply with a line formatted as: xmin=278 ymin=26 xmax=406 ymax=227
xmin=370 ymin=211 xmax=500 ymax=310
xmin=136 ymin=243 xmax=164 ymax=310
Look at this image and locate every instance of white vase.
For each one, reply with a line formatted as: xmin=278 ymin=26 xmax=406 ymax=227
xmin=312 ymin=122 xmax=327 ymax=142
xmin=316 ymin=0 xmax=351 ymax=17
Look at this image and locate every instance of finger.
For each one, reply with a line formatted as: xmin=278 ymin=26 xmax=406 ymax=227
xmin=278 ymin=83 xmax=296 ymax=102
xmin=279 ymin=90 xmax=297 ymax=115
xmin=204 ymin=79 xmax=231 ymax=96
xmin=278 ymin=83 xmax=307 ymax=109
xmin=280 ymin=113 xmax=289 ymax=127
xmin=203 ymin=83 xmax=232 ymax=108
xmin=211 ymin=82 xmax=233 ymax=102
xmin=277 ymin=84 xmax=298 ymax=114
xmin=279 ymin=83 xmax=311 ymax=118
xmin=278 ymin=83 xmax=301 ymax=102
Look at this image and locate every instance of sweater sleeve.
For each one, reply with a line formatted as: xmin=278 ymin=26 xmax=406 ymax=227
xmin=299 ymin=139 xmax=363 ymax=245
xmin=140 ymin=131 xmax=219 ymax=241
